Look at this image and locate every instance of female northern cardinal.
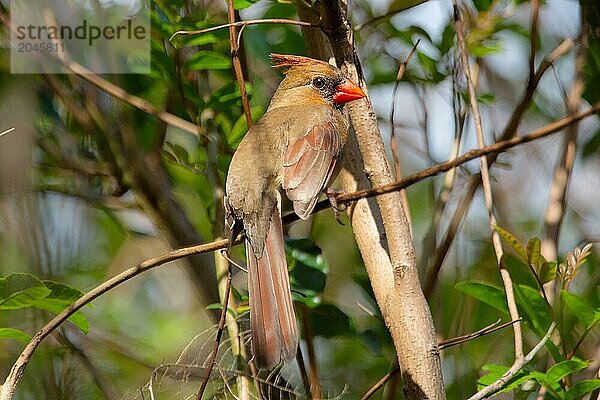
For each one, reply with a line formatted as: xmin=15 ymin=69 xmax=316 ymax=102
xmin=225 ymin=54 xmax=365 ymax=368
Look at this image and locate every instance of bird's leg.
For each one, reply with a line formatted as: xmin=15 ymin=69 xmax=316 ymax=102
xmin=324 ymin=188 xmax=346 ymax=225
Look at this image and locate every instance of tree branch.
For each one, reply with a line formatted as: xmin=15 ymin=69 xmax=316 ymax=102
xmin=169 ymin=19 xmax=317 ymax=42
xmin=453 ymin=0 xmax=524 ymax=361
xmin=317 ymin=1 xmax=445 ymax=398
xmin=226 ymin=0 xmax=252 ymax=128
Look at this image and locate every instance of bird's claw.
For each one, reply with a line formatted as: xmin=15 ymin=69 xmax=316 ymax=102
xmin=325 ymin=189 xmax=346 ymax=226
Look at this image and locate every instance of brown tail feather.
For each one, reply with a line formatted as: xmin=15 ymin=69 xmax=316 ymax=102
xmin=247 ymin=206 xmax=299 ymax=369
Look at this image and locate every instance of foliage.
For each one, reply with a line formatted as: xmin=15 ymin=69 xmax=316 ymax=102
xmin=0 ymin=0 xmax=599 ymax=399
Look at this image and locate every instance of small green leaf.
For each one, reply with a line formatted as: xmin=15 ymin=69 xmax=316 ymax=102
xmin=305 ymin=303 xmax=352 ymax=337
xmin=179 ymin=33 xmax=220 ymax=47
xmin=561 ymin=291 xmax=600 ymax=328
xmin=0 ymin=273 xmax=51 ymax=310
xmin=287 ymin=239 xmax=329 ymax=304
xmin=566 ymin=379 xmax=600 ymax=400
xmin=539 ymin=262 xmax=558 ymax=284
xmin=29 ymin=281 xmax=88 ymax=334
xmin=455 ymin=281 xmax=508 ymax=314
xmin=477 ymin=92 xmax=496 ymax=104
xmin=515 ymin=284 xmax=553 ymax=335
xmin=205 ymin=303 xmax=237 ymax=318
xmin=438 ymin=23 xmax=455 ymax=56
xmin=478 ymin=364 xmax=509 ymax=387
xmin=0 ymin=328 xmax=31 ymax=343
xmin=477 ymin=364 xmax=532 ymax=392
xmin=494 ymin=226 xmax=527 ymax=262
xmin=165 ymin=142 xmax=191 ymax=164
xmin=233 ymin=0 xmax=259 ymax=9
xmin=546 ymin=360 xmax=588 ymax=384
xmin=184 ymin=51 xmax=231 ymax=71
xmin=526 ymin=237 xmax=544 ymax=271
xmin=470 ymin=42 xmax=503 ymax=57
xmin=227 ymin=106 xmax=264 ymax=147
xmin=473 ymin=0 xmax=492 ymax=11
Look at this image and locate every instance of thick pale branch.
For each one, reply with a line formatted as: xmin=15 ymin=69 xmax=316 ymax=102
xmin=318 ymin=1 xmax=445 ymax=398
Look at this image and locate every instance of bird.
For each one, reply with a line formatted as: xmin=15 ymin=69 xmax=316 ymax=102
xmin=224 ymin=53 xmax=365 ymax=369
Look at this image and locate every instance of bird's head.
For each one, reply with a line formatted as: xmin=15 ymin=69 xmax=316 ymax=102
xmin=269 ymin=53 xmax=366 ymax=109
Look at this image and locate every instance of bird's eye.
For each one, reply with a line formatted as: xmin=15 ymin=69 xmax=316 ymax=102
xmin=312 ymin=77 xmax=326 ymax=89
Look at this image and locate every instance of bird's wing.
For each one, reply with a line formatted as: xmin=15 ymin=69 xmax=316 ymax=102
xmin=282 ymin=120 xmax=340 ymax=220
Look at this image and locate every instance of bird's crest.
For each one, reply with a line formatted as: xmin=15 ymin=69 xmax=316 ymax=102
xmin=270 ymin=53 xmax=330 ymax=70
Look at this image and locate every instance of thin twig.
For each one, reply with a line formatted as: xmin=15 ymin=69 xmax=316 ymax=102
xmin=439 ymin=319 xmax=521 ymax=349
xmin=529 ymin=0 xmax=540 ymax=85
xmin=467 ymin=323 xmax=556 ymax=400
xmin=226 ymin=0 xmax=252 ymax=128
xmin=300 ymin=308 xmax=321 ymax=399
xmin=66 ymin=62 xmax=199 ymax=135
xmin=360 ymin=365 xmax=400 ymax=400
xmin=195 ymin=261 xmax=232 ymax=400
xmin=0 ymin=127 xmax=15 ymax=138
xmin=390 ymin=40 xmax=420 ymax=180
xmin=389 ymin=41 xmax=420 ymax=235
xmin=453 ymin=0 xmax=524 ymax=360
xmin=324 ymin=99 xmax=600 ymax=207
xmin=169 ymin=19 xmax=317 ymax=42
xmin=353 ymin=1 xmax=429 ymax=31
xmin=296 ymin=346 xmax=313 ymax=399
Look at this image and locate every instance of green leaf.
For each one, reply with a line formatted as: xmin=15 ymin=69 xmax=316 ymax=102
xmin=205 ymin=303 xmax=237 ymax=318
xmin=477 ymin=364 xmax=532 ymax=392
xmin=546 ymin=360 xmax=588 ymax=384
xmin=470 ymin=41 xmax=503 ymax=57
xmin=165 ymin=142 xmax=191 ymax=165
xmin=184 ymin=50 xmax=231 ymax=71
xmin=438 ymin=23 xmax=455 ymax=56
xmin=0 ymin=328 xmax=31 ymax=343
xmin=526 ymin=237 xmax=544 ymax=271
xmin=494 ymin=226 xmax=527 ymax=262
xmin=477 ymin=364 xmax=509 ymax=387
xmin=287 ymin=239 xmax=329 ymax=303
xmin=473 ymin=0 xmax=492 ymax=11
xmin=179 ymin=33 xmax=220 ymax=47
xmin=561 ymin=291 xmax=600 ymax=328
xmin=477 ymin=92 xmax=496 ymax=104
xmin=455 ymin=280 xmax=508 ymax=314
xmin=539 ymin=261 xmax=558 ymax=284
xmin=305 ymin=303 xmax=352 ymax=337
xmin=566 ymin=379 xmax=600 ymax=400
xmin=233 ymin=0 xmax=259 ymax=9
xmin=0 ymin=273 xmax=51 ymax=310
xmin=515 ymin=284 xmax=552 ymax=335
xmin=31 ymin=281 xmax=88 ymax=334
xmin=227 ymin=106 xmax=264 ymax=147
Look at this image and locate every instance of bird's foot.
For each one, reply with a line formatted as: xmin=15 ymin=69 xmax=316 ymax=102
xmin=324 ymin=188 xmax=346 ymax=225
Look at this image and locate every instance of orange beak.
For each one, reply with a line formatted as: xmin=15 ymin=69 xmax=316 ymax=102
xmin=333 ymin=78 xmax=366 ymax=104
